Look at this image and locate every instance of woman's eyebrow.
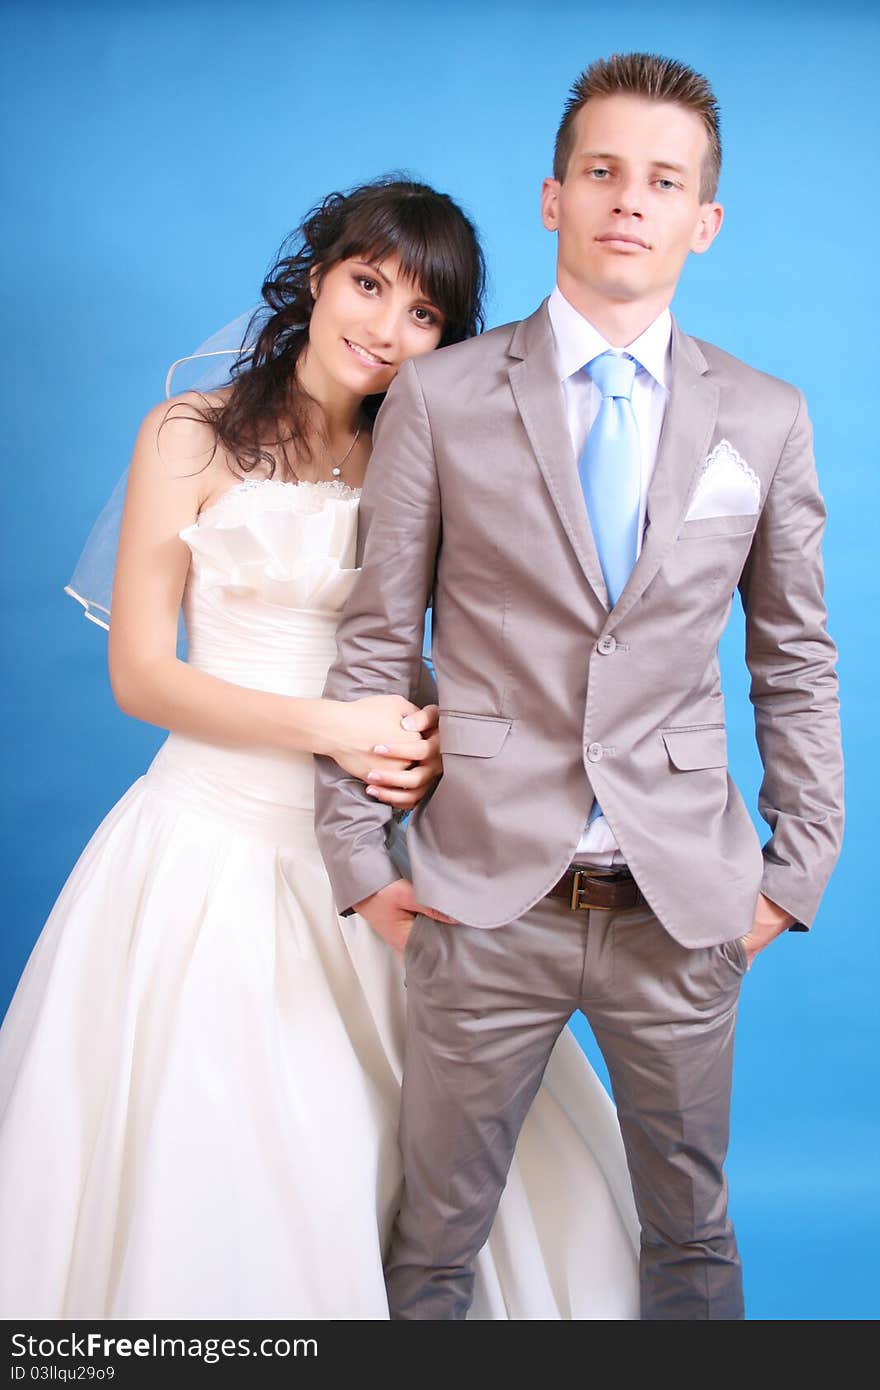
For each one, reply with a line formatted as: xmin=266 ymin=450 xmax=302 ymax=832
xmin=352 ymin=258 xmax=393 ymax=287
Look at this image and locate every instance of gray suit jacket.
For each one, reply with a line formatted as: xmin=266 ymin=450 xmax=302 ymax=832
xmin=315 ymin=302 xmax=843 ymax=947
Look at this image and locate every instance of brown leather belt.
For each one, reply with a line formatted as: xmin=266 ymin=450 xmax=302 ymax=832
xmin=547 ymin=865 xmax=645 ymax=912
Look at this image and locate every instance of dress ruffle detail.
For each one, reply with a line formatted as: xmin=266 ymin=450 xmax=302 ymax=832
xmin=179 ymin=479 xmax=361 ymax=612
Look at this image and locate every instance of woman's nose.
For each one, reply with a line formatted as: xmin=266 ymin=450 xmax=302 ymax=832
xmin=365 ymin=297 xmax=398 ymax=346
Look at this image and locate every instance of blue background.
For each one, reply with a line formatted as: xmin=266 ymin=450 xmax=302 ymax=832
xmin=2 ymin=0 xmax=877 ymax=1319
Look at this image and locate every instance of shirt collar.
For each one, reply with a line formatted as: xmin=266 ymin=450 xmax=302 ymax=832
xmin=547 ymin=285 xmax=672 ymax=390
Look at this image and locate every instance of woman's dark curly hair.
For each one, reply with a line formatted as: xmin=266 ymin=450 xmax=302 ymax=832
xmin=191 ymin=176 xmax=486 ymax=478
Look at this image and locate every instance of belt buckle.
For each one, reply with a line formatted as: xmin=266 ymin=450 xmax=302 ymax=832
xmin=569 ymin=868 xmax=618 ymax=911
xmin=570 ymin=870 xmax=589 ymax=911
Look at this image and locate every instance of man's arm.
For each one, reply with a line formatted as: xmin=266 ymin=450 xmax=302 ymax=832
xmin=315 ymin=358 xmax=441 ymax=915
xmin=738 ymin=389 xmax=844 ymax=932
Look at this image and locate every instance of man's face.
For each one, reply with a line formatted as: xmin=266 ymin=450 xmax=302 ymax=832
xmin=541 ymin=94 xmax=722 ymax=309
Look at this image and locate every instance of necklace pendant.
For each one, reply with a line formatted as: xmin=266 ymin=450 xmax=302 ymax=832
xmin=324 ymin=425 xmax=359 ymax=481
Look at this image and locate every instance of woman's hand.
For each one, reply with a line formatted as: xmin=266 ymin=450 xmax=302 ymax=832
xmin=321 ymin=698 xmax=442 ymax=810
xmin=365 ymin=704 xmax=441 ymax=810
xmin=320 ymin=694 xmax=421 ymax=775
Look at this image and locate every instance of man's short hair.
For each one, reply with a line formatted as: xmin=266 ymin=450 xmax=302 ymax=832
xmin=554 ymin=52 xmax=722 ymax=201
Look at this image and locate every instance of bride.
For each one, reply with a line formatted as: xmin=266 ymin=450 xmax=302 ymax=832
xmin=0 ymin=177 xmax=639 ymax=1319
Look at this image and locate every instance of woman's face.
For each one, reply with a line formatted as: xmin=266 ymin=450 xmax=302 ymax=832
xmin=305 ymin=254 xmax=445 ymax=399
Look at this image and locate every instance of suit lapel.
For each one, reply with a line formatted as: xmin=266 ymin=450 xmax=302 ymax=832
xmin=507 ymin=307 xmax=719 ymax=622
xmin=508 ymin=303 xmax=610 ymax=609
xmin=603 ymin=321 xmax=719 ymax=631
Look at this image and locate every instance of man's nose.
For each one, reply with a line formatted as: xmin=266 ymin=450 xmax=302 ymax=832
xmin=611 ymin=181 xmax=644 ymax=218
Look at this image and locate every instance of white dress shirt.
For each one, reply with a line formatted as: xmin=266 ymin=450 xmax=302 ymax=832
xmin=546 ymin=286 xmax=672 ymax=865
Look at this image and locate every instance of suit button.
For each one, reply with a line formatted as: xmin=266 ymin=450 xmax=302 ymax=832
xmin=587 ymin=742 xmax=603 ymax=762
xmin=597 ymin=635 xmax=617 ymax=655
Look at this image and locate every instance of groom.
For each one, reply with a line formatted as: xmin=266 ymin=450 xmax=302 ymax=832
xmin=315 ymin=53 xmax=844 ymax=1319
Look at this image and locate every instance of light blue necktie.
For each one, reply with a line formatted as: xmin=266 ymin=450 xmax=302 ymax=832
xmin=578 ymin=351 xmax=641 ymax=824
xmin=578 ymin=351 xmax=641 ymax=607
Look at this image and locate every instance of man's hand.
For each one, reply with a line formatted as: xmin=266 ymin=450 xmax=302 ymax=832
xmin=352 ymin=877 xmax=455 ymax=958
xmin=740 ymin=893 xmax=796 ymax=967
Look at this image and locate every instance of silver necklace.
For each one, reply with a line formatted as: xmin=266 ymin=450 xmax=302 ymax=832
xmin=326 ymin=427 xmax=361 ymax=479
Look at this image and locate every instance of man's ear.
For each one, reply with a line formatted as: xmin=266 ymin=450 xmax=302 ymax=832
xmin=691 ymin=202 xmax=724 ymax=255
xmin=541 ymin=177 xmax=562 ymax=232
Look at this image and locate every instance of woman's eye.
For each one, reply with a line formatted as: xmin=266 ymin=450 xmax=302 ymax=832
xmin=356 ymin=276 xmax=379 ymax=293
xmin=412 ymin=307 xmax=439 ymax=326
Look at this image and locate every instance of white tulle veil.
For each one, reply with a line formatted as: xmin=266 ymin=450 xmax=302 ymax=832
xmin=65 ymin=308 xmax=266 ymax=630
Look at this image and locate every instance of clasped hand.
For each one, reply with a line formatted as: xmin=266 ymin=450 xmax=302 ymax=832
xmin=330 ymin=694 xmax=441 ymax=811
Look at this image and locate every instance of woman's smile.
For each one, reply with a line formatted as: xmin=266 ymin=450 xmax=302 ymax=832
xmin=343 ymin=337 xmax=392 ymax=368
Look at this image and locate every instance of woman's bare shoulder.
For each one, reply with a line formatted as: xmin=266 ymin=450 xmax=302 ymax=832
xmin=133 ymin=389 xmax=242 ymax=505
xmin=137 ymin=387 xmax=229 ymax=448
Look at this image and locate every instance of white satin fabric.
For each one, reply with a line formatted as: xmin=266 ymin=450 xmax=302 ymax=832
xmin=0 ymin=479 xmax=639 ymax=1319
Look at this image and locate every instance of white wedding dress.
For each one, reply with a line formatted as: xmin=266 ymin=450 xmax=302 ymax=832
xmin=0 ymin=478 xmax=639 ymax=1320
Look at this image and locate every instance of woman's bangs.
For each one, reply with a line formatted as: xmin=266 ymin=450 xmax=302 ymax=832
xmin=341 ymin=214 xmax=460 ymax=320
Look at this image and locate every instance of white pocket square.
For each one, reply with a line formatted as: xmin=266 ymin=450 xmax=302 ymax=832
xmin=685 ymin=439 xmax=761 ymax=521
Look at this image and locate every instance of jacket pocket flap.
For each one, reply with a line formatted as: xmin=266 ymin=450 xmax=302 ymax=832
xmin=662 ymin=726 xmax=728 ymax=770
xmin=440 ymin=712 xmax=512 ymax=758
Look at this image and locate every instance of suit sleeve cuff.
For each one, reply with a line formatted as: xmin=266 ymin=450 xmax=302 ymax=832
xmin=759 ymin=868 xmax=812 ymax=932
xmin=335 ymin=862 xmax=403 ymax=918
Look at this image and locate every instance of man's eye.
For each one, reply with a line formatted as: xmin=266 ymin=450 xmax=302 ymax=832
xmin=588 ymin=167 xmax=610 ymax=179
xmin=656 ymin=179 xmax=677 ymax=191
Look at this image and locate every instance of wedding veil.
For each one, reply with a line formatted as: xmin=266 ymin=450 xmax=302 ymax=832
xmin=64 ymin=308 xmax=264 ymax=630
